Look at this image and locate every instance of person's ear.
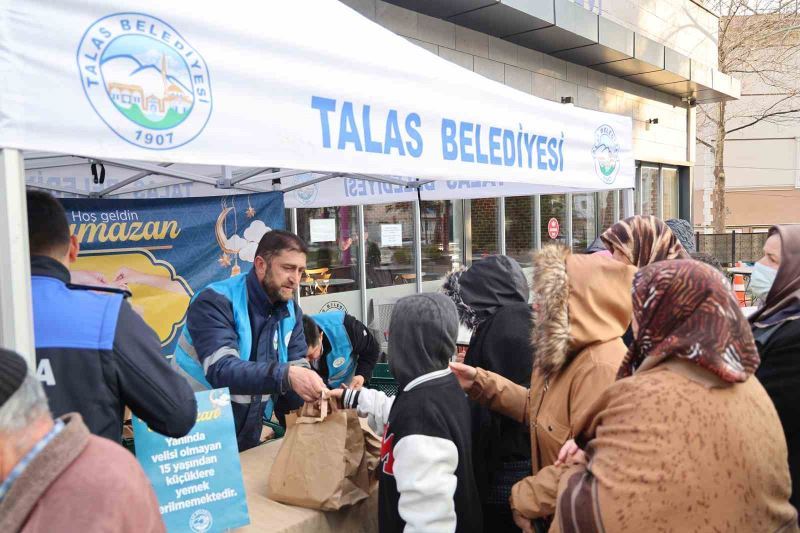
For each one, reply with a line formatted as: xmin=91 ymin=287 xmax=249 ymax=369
xmin=67 ymin=235 xmax=79 ymax=264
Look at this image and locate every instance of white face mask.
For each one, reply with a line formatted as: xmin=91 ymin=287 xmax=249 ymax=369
xmin=750 ymin=262 xmax=778 ymax=301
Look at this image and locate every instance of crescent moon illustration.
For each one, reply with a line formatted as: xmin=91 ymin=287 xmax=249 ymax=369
xmin=215 ymin=207 xmax=240 ymax=254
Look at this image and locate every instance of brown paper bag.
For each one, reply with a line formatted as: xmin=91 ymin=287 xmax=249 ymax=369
xmin=267 ymin=398 xmax=372 ymax=511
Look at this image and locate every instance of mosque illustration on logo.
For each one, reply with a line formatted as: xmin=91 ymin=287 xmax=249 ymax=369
xmin=101 ymin=42 xmax=194 ymax=130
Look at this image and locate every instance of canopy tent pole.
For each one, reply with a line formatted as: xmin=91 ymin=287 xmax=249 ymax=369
xmin=498 ymin=197 xmax=506 ymax=255
xmin=281 ymin=172 xmax=344 ymax=193
xmin=413 ymin=199 xmax=422 ymax=293
xmin=0 ymin=148 xmax=35 ymax=369
xmin=357 ymin=205 xmax=367 ymax=322
xmin=98 ymin=158 xmax=265 ymax=194
xmin=622 ymin=189 xmax=635 ymax=218
xmin=96 ymin=162 xmax=173 ymax=197
xmin=236 ymin=168 xmax=315 ymax=186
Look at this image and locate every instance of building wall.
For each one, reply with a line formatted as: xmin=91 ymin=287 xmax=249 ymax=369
xmin=339 ymin=0 xmax=694 ymax=167
xmin=598 ymin=0 xmax=719 ymax=67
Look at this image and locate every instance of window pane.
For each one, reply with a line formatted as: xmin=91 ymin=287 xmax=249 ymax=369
xmin=540 ymin=194 xmax=566 ymax=246
xmin=296 ymin=206 xmax=359 ymax=295
xmin=420 ymin=200 xmax=463 ymax=281
xmin=571 ymin=193 xmax=597 ymax=253
xmin=640 ymin=166 xmax=659 ymax=216
xmin=470 ymin=198 xmax=499 ymax=262
xmin=505 ymin=195 xmax=535 ymax=267
xmin=598 ymin=191 xmax=616 ymax=230
xmin=364 ymin=202 xmax=416 ymax=288
xmin=662 ymin=167 xmax=679 ymax=220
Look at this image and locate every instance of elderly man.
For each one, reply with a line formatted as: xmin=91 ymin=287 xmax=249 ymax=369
xmin=0 ymin=349 xmax=164 ymax=532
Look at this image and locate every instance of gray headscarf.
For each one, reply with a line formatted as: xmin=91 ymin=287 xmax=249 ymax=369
xmin=388 ymin=293 xmax=458 ymax=390
xmin=665 ymin=219 xmax=696 ymax=254
xmin=441 ymin=255 xmax=528 ymax=329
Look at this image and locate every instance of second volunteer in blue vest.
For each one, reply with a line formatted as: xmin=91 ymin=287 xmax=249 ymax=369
xmin=174 ymin=230 xmax=325 ymax=451
xmin=302 ymin=312 xmax=380 ymax=389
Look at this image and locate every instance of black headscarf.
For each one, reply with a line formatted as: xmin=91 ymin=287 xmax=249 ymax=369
xmin=442 ymin=255 xmax=528 ymax=330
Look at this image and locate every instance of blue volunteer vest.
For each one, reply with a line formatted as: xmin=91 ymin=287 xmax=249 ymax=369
xmin=174 ymin=273 xmax=296 ymax=420
xmin=311 ymin=311 xmax=356 ymax=388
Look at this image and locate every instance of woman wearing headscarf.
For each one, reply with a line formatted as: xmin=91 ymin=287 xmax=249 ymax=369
xmin=442 ymin=255 xmax=533 ymax=532
xmin=450 ymin=246 xmax=636 ymax=532
xmin=750 ymin=225 xmax=800 ymax=516
xmin=553 ymin=260 xmax=798 ymax=533
xmin=601 ymin=215 xmax=690 ymax=267
xmin=665 ymin=218 xmax=697 ymax=253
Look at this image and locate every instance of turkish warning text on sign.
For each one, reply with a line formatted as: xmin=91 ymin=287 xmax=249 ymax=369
xmin=133 ymin=389 xmax=249 ymax=533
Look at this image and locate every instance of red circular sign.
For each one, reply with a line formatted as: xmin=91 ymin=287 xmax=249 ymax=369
xmin=547 ymin=218 xmax=560 ymax=240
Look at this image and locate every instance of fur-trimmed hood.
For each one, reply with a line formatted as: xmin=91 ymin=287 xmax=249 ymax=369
xmin=532 ymin=245 xmax=636 ymax=378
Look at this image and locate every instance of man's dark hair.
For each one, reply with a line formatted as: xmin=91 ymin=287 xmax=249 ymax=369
xmin=255 ymin=230 xmax=308 ymax=265
xmin=302 ymin=315 xmax=321 ymax=348
xmin=26 ymin=189 xmax=71 ymax=258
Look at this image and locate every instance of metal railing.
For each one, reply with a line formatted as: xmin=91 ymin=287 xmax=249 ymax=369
xmin=695 ymin=231 xmax=768 ymax=266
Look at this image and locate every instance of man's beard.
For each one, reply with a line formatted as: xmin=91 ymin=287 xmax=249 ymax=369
xmin=262 ymin=272 xmax=287 ymax=303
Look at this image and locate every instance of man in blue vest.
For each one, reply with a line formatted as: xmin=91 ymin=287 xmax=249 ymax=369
xmin=26 ymin=190 xmax=197 ymax=444
xmin=174 ymin=230 xmax=325 ymax=451
xmin=302 ymin=312 xmax=380 ymax=389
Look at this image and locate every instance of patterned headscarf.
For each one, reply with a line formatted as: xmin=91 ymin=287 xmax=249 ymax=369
xmin=601 ymin=215 xmax=690 ymax=267
xmin=665 ymin=218 xmax=696 ymax=253
xmin=618 ymin=260 xmax=760 ymax=383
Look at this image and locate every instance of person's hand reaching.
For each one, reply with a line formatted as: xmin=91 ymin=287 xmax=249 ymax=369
xmin=449 ymin=362 xmax=477 ymax=391
xmin=288 ymin=366 xmax=326 ymax=402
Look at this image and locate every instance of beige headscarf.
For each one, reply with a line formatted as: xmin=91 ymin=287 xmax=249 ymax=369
xmin=600 ymin=215 xmax=690 ymax=267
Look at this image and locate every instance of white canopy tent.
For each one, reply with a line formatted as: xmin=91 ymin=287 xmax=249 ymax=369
xmin=0 ymin=0 xmax=634 ymax=368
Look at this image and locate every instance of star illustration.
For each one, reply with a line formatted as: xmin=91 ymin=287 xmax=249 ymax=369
xmin=245 ymin=206 xmax=256 ymax=218
xmin=218 ymin=253 xmax=231 ymax=267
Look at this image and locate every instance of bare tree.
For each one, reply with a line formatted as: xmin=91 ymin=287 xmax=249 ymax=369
xmin=697 ymin=0 xmax=800 ymax=232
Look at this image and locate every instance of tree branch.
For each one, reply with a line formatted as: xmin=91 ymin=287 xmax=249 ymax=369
xmin=725 ymin=108 xmax=800 ymax=135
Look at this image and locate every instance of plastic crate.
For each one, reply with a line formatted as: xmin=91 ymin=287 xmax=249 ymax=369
xmin=369 ymin=362 xmax=398 ymax=397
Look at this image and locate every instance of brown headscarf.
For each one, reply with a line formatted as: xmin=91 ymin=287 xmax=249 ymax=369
xmin=600 ymin=215 xmax=690 ymax=267
xmin=618 ymin=260 xmax=760 ymax=383
xmin=749 ymin=224 xmax=800 ymax=328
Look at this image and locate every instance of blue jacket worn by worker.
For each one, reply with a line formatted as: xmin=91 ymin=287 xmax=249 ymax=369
xmin=174 ymin=266 xmax=308 ymax=451
xmin=309 ymin=311 xmax=357 ymax=388
xmin=30 ymin=256 xmax=197 ymax=443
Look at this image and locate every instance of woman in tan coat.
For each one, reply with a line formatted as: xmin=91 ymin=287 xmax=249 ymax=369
xmin=554 ymin=260 xmax=799 ymax=533
xmin=451 ymin=245 xmax=636 ymax=531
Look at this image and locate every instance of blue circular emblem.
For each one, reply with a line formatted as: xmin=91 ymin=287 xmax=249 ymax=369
xmin=292 ymin=174 xmax=320 ymax=206
xmin=591 ymin=124 xmax=620 ymax=185
xmin=189 ymin=509 xmax=213 ymax=533
xmin=76 ymin=13 xmax=212 ymax=150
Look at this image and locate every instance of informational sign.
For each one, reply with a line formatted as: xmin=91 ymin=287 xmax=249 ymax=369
xmin=309 ymin=218 xmax=337 ymax=242
xmin=133 ymin=389 xmax=249 ymax=533
xmin=381 ymin=224 xmax=403 ymax=247
xmin=60 ymin=193 xmax=284 ymax=354
xmin=548 ymin=218 xmax=560 ymax=240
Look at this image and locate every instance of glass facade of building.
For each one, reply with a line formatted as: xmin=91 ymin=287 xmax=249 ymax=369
xmin=293 ymin=162 xmax=685 ymax=320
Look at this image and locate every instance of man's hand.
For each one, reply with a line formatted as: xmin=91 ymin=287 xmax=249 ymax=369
xmin=349 ymin=375 xmax=365 ymax=389
xmin=287 ymin=366 xmax=326 ymax=402
xmin=449 ymin=362 xmax=478 ymax=391
xmin=512 ymin=509 xmax=535 ymax=533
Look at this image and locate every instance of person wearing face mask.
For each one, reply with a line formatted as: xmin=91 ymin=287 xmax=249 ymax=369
xmin=749 ymin=232 xmax=783 ymax=305
xmin=749 ymin=225 xmax=800 ymax=517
